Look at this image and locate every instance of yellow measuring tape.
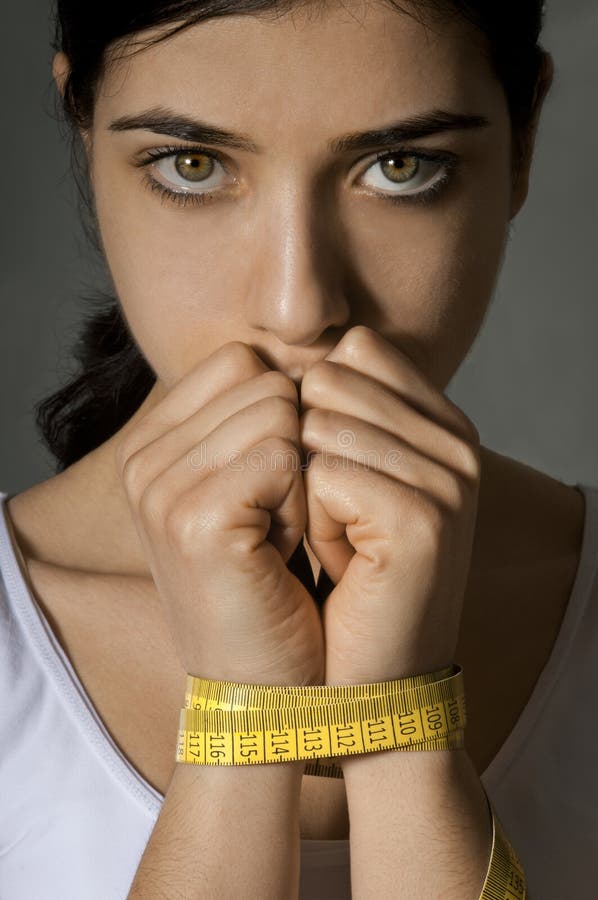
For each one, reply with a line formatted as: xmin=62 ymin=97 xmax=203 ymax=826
xmin=178 ymin=663 xmax=465 ymax=775
xmin=175 ymin=662 xmax=527 ymax=899
xmin=481 ymin=797 xmax=528 ymax=900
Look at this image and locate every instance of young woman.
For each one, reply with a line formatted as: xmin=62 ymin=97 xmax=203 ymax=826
xmin=0 ymin=1 xmax=594 ymax=897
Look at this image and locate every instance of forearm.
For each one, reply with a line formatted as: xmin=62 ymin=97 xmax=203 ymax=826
xmin=342 ymin=747 xmax=494 ymax=900
xmin=127 ymin=759 xmax=306 ymax=900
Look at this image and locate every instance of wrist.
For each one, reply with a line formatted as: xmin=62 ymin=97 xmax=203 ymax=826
xmin=341 ymin=745 xmax=490 ymax=844
xmin=185 ymin=663 xmax=323 ymax=688
xmin=341 ymin=744 xmax=470 ymax=782
xmin=173 ymin=754 xmax=307 ymax=796
xmin=325 ymin=656 xmax=456 ymax=688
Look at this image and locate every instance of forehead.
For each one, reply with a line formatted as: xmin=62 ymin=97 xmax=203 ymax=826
xmin=96 ymin=0 xmax=505 ymax=142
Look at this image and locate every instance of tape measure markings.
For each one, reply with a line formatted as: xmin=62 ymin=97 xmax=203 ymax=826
xmin=176 ymin=688 xmax=467 ymax=766
xmin=184 ymin=663 xmax=458 ymax=710
xmin=176 ymin=663 xmax=528 ymax=899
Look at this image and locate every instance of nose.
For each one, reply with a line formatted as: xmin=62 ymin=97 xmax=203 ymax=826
xmin=244 ymin=197 xmax=351 ymax=347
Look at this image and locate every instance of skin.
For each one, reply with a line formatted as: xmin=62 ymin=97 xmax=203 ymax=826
xmin=5 ymin=0 xmax=586 ymax=839
xmin=89 ymin=3 xmax=516 ymax=401
xmin=25 ymin=0 xmax=574 ymax=581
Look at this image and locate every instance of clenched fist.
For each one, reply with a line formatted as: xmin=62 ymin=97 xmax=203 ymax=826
xmin=115 ymin=342 xmax=325 ymax=687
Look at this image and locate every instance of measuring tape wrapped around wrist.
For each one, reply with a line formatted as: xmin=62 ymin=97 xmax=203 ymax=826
xmin=175 ymin=663 xmax=528 ymax=900
xmin=176 ymin=663 xmax=466 ymax=777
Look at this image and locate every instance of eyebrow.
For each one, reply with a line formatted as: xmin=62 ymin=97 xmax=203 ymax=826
xmin=108 ymin=105 xmax=491 ymax=153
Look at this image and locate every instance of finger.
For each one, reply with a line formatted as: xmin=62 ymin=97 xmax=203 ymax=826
xmin=300 ymin=408 xmax=475 ymax=513
xmin=128 ymin=394 xmax=302 ymax=545
xmin=143 ymin=439 xmax=312 ymax=676
xmin=303 ymin=455 xmax=454 ymax=597
xmin=115 ymin=341 xmax=272 ymax=468
xmin=137 ymin=397 xmax=301 ymax=560
xmin=156 ymin=437 xmax=307 ymax=583
xmin=196 ymin=437 xmax=307 ymax=569
xmin=120 ymin=371 xmax=299 ymax=505
xmin=303 ymin=459 xmax=355 ymax=588
xmin=318 ymin=326 xmax=478 ymax=444
xmin=305 ymin=458 xmax=466 ymax=682
xmin=300 ymin=367 xmax=480 ymax=482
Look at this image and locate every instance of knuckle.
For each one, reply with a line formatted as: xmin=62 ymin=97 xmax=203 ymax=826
xmin=302 ymin=359 xmax=340 ymax=395
xmin=299 ymin=406 xmax=330 ymax=441
xmin=411 ymin=490 xmax=445 ymax=543
xmin=258 ymin=370 xmax=299 ymax=405
xmin=301 ymin=449 xmax=325 ymax=484
xmin=259 ymin=433 xmax=298 ymax=457
xmin=163 ymin=495 xmax=204 ymax=550
xmin=114 ymin=437 xmax=135 ymax=479
xmin=222 ymin=340 xmax=267 ymax=380
xmin=138 ymin=478 xmax=169 ymax=529
xmin=257 ymin=434 xmax=300 ymax=469
xmin=452 ymin=434 xmax=481 ymax=482
xmin=262 ymin=394 xmax=300 ymax=430
xmin=445 ymin=470 xmax=472 ymax=514
xmin=337 ymin=325 xmax=378 ymax=356
xmin=456 ymin=411 xmax=481 ymax=447
xmin=299 ymin=404 xmax=319 ymax=428
xmin=120 ymin=448 xmax=146 ymax=501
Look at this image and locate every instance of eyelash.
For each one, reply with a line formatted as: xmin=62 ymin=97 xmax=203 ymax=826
xmin=136 ymin=143 xmax=459 ymax=210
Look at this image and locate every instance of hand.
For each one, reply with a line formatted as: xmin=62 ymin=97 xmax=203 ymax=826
xmin=115 ymin=342 xmax=325 ymax=687
xmin=299 ymin=326 xmax=481 ymax=685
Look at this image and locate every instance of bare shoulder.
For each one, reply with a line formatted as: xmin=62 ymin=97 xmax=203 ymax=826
xmin=458 ymin=445 xmax=587 ymax=774
xmin=465 ymin=443 xmax=587 ymax=656
xmin=6 ymin=473 xmax=76 ymax=570
xmin=472 ymin=445 xmax=586 ymax=578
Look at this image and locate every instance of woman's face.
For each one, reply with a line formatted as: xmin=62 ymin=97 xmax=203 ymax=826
xmin=66 ymin=0 xmax=532 ymax=391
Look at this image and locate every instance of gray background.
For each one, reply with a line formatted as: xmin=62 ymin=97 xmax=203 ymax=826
xmin=1 ymin=1 xmax=596 ymax=495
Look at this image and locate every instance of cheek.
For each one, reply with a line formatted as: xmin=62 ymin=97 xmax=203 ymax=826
xmin=94 ymin=170 xmax=227 ymax=312
xmin=93 ymin=163 xmax=246 ymax=379
xmin=353 ymin=174 xmax=511 ymax=387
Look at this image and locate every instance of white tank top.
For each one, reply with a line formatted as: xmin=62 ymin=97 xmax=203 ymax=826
xmin=1 ymin=484 xmax=597 ymax=899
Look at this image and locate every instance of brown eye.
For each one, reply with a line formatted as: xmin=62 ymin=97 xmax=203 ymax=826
xmin=147 ymin=147 xmax=231 ymax=196
xmin=174 ymin=152 xmax=215 ymax=183
xmin=358 ymin=151 xmax=448 ymax=200
xmin=379 ymin=155 xmax=419 ymax=184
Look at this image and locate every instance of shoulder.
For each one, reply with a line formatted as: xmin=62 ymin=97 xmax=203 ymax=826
xmin=5 ymin=480 xmax=60 ymax=567
xmin=472 ymin=445 xmax=587 ymax=578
